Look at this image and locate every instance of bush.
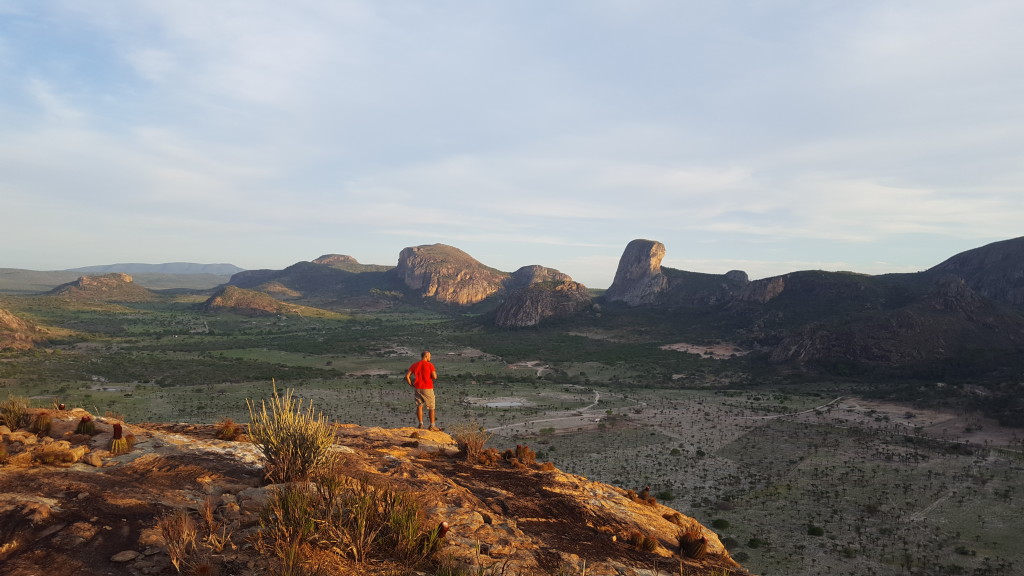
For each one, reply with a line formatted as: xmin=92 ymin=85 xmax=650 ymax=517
xmin=0 ymin=395 xmax=29 ymax=430
xmin=711 ymin=518 xmax=730 ymax=530
xmin=246 ymin=382 xmax=336 ymax=483
xmin=450 ymin=422 xmax=492 ymax=464
xmin=255 ymin=474 xmax=446 ymax=572
xmin=214 ymin=417 xmax=244 ymax=441
xmin=807 ymin=524 xmax=824 ymax=537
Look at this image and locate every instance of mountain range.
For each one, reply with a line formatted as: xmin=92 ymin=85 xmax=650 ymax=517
xmin=2 ymin=237 xmax=1023 ymax=423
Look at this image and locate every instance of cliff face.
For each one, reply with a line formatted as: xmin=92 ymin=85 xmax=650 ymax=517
xmin=0 ymin=411 xmax=746 ymax=576
xmin=604 ymin=239 xmax=669 ymax=305
xmin=397 ymin=244 xmax=509 ymax=305
xmin=495 ymin=266 xmax=592 ymax=328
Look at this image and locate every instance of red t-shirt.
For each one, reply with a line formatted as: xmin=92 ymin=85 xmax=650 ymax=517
xmin=408 ymin=360 xmax=436 ymax=389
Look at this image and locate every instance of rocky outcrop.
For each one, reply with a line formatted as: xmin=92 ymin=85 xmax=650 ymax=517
xmin=605 ymin=239 xmax=668 ymax=305
xmin=312 ymin=254 xmax=359 ymax=267
xmin=736 ymin=276 xmax=786 ymax=303
xmin=397 ymin=244 xmax=509 ymax=305
xmin=504 ymin=265 xmax=574 ymax=290
xmin=47 ymin=273 xmax=156 ymax=302
xmin=0 ymin=412 xmax=746 ymax=576
xmin=495 ymin=266 xmax=591 ymax=328
xmin=927 ymin=236 xmax=1024 ymax=305
xmin=0 ymin=309 xmax=47 ymax=350
xmin=203 ymin=286 xmax=340 ymax=318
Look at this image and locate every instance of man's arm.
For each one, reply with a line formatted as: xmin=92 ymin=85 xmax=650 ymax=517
xmin=405 ymin=369 xmax=414 ymax=387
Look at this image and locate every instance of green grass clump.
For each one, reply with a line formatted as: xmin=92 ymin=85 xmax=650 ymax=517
xmin=246 ymin=381 xmax=336 ymax=483
xmin=255 ymin=468 xmax=446 ymax=573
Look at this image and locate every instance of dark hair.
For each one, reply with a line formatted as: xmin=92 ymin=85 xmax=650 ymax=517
xmin=421 ymin=350 xmax=430 ymax=359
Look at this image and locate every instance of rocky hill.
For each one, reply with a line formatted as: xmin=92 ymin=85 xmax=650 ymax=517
xmin=396 ymin=244 xmax=509 ymax=306
xmin=47 ymin=273 xmax=157 ymax=302
xmin=228 ymin=256 xmax=403 ymax=309
xmin=202 ymin=286 xmax=345 ymax=318
xmin=0 ymin=308 xmax=50 ymax=350
xmin=927 ymin=236 xmax=1024 ymax=305
xmin=0 ymin=408 xmax=746 ymax=576
xmin=495 ymin=266 xmax=593 ymax=328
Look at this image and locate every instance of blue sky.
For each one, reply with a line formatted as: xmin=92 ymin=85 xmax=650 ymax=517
xmin=1 ymin=1 xmax=1022 ymax=288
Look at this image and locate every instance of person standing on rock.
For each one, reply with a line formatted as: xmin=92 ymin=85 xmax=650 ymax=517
xmin=406 ymin=350 xmax=439 ymax=430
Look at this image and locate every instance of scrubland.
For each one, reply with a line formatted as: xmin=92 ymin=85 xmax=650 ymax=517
xmin=1 ymin=300 xmax=1021 ymax=575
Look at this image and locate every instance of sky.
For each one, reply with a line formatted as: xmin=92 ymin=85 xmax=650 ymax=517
xmin=1 ymin=1 xmax=1022 ymax=288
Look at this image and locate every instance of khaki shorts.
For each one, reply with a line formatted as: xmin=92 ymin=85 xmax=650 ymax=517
xmin=415 ymin=388 xmax=435 ymax=410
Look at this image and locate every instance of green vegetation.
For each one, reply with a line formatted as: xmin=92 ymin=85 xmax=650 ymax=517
xmin=246 ymin=382 xmax=336 ymax=483
xmin=2 ymin=289 xmax=1023 ymax=576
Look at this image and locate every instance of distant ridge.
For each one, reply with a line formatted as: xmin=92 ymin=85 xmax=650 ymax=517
xmin=65 ymin=262 xmax=245 ymax=275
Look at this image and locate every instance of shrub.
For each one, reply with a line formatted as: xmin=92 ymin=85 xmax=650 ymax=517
xmin=450 ymin=422 xmax=492 ymax=464
xmin=807 ymin=524 xmax=824 ymax=537
xmin=246 ymin=383 xmax=336 ymax=483
xmin=34 ymin=445 xmax=76 ymax=467
xmin=0 ymin=395 xmax=30 ymax=430
xmin=214 ymin=418 xmax=243 ymax=441
xmin=711 ymin=518 xmax=730 ymax=530
xmin=255 ymin=475 xmax=447 ymax=571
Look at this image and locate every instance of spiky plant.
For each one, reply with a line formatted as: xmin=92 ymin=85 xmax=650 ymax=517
xmin=109 ymin=423 xmax=129 ymax=455
xmin=677 ymin=526 xmax=708 ymax=560
xmin=75 ymin=415 xmax=96 ymax=435
xmin=246 ymin=381 xmax=336 ymax=483
xmin=30 ymin=413 xmax=52 ymax=436
xmin=214 ymin=417 xmax=243 ymax=441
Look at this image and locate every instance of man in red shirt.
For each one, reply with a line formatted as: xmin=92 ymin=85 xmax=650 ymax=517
xmin=405 ymin=350 xmax=439 ymax=430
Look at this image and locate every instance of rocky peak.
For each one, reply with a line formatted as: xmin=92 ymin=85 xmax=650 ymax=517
xmin=505 ymin=265 xmax=573 ymax=291
xmin=927 ymin=236 xmax=1024 ymax=305
xmin=396 ymin=244 xmax=509 ymax=305
xmin=495 ymin=266 xmax=591 ymax=328
xmin=605 ymin=239 xmax=669 ymax=305
xmin=312 ymin=254 xmax=359 ymax=266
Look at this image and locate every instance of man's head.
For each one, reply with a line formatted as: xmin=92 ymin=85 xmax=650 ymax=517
xmin=421 ymin=350 xmax=431 ymax=361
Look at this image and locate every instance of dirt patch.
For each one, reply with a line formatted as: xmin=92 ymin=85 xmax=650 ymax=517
xmin=660 ymin=342 xmax=748 ymax=359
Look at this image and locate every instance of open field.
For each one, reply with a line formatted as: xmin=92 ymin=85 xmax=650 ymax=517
xmin=2 ymin=299 xmax=1022 ymax=575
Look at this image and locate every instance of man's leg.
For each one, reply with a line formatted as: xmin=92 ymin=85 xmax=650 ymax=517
xmin=416 ymin=404 xmax=424 ymax=427
xmin=428 ymin=408 xmax=436 ymax=427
